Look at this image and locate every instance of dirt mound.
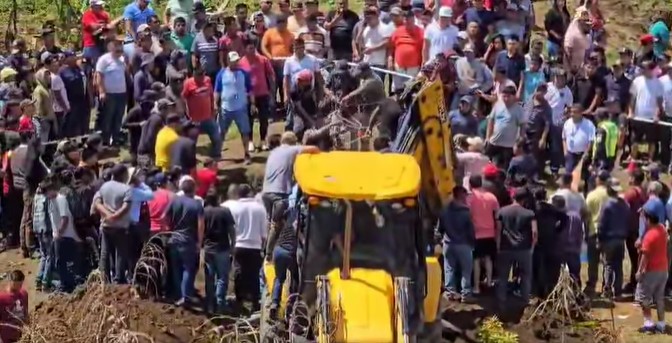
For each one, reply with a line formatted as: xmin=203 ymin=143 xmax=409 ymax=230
xmin=24 ymin=279 xmax=215 ymax=343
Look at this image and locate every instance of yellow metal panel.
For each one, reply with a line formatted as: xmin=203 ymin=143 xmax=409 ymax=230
xmin=326 ymin=268 xmax=395 ymax=343
xmin=294 ymin=151 xmax=421 ymax=201
xmin=262 ymin=261 xmax=290 ymax=315
xmin=423 ymin=257 xmax=442 ymax=322
xmin=416 ymin=79 xmax=456 ymax=207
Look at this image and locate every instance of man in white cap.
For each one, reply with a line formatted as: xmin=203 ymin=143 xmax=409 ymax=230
xmin=423 ymin=6 xmax=459 ymax=64
xmin=214 ymin=51 xmax=254 ymax=164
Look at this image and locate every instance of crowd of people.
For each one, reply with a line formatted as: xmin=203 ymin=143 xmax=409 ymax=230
xmin=0 ymin=0 xmax=670 ymax=340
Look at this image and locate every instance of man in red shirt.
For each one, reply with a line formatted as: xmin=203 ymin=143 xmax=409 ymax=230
xmin=388 ymin=11 xmax=424 ymax=94
xmin=219 ymin=16 xmax=245 ymax=67
xmin=0 ymin=270 xmax=28 ymax=343
xmin=239 ymin=38 xmax=275 ymax=152
xmin=195 ymin=158 xmax=218 ymax=198
xmin=81 ymin=0 xmax=112 ymax=64
xmin=182 ymin=67 xmax=221 ymax=159
xmin=636 ymin=206 xmax=669 ymax=333
xmin=17 ymin=99 xmax=36 ymax=135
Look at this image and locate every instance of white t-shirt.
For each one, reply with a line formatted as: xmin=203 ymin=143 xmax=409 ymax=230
xmin=362 ymin=22 xmax=394 ymax=66
xmin=424 ymin=23 xmax=459 ymax=60
xmin=50 ymin=194 xmax=80 ymax=242
xmin=631 ymin=75 xmax=664 ymax=119
xmin=545 ymin=82 xmax=573 ymax=126
xmin=222 ymin=198 xmax=268 ymax=250
xmin=50 ymin=74 xmax=70 ymax=113
xmin=283 ymin=54 xmax=320 ymax=90
xmin=562 ymin=118 xmax=596 ymax=154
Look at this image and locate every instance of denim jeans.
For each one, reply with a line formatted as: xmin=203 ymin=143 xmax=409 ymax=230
xmin=218 ymin=108 xmax=251 ymax=138
xmin=442 ymin=243 xmax=474 ymax=296
xmin=54 ymin=237 xmax=83 ymax=293
xmin=100 ymin=93 xmax=128 ymax=144
xmin=204 ymin=249 xmax=232 ymax=312
xmin=549 ymin=124 xmax=564 ymax=173
xmin=198 ymin=119 xmax=222 ymax=158
xmin=601 ymin=238 xmax=625 ymax=295
xmin=83 ymin=46 xmax=102 ymax=65
xmin=169 ymin=242 xmax=198 ymax=301
xmin=496 ymin=249 xmax=533 ymax=303
xmin=272 ymin=246 xmax=298 ymax=305
xmin=35 ymin=232 xmax=53 ymax=287
xmin=100 ymin=227 xmax=134 ymax=284
xmin=123 ymin=42 xmax=135 ymax=61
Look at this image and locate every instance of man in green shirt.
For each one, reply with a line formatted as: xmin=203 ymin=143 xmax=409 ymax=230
xmin=170 ymin=16 xmax=195 ymax=70
xmin=584 ymin=171 xmax=611 ymax=297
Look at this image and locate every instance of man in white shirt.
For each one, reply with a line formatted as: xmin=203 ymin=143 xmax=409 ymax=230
xmin=357 ymin=6 xmax=393 ymax=71
xmin=423 ymin=6 xmax=459 ymax=63
xmin=222 ymin=184 xmax=267 ymax=310
xmin=45 ymin=178 xmax=82 ymax=293
xmin=629 ymin=60 xmax=664 ymax=161
xmin=562 ymin=103 xmax=596 ymax=177
xmin=545 ymin=70 xmax=573 ymax=175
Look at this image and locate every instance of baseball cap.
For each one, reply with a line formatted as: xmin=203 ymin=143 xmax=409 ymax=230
xmin=482 ymin=163 xmax=499 ymax=178
xmin=178 ymin=175 xmax=196 ymax=190
xmin=137 ymin=23 xmax=150 ymax=33
xmin=90 ymin=0 xmax=105 ymax=6
xmin=0 ymin=67 xmax=17 ymax=81
xmin=597 ymin=170 xmax=610 ymax=182
xmin=457 ymin=31 xmax=469 ymax=40
xmin=390 ymin=6 xmax=402 ymax=15
xmin=460 ymin=95 xmax=473 ymax=103
xmin=640 ymin=34 xmax=654 ymax=45
xmin=438 ymin=6 xmax=453 ymax=17
xmin=228 ymin=51 xmax=241 ymax=63
xmin=40 ymin=51 xmax=57 ymax=65
xmin=411 ymin=0 xmax=425 ymax=12
xmin=642 ymin=200 xmax=661 ymax=218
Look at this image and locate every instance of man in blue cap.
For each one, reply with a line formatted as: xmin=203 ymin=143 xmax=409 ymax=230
xmin=448 ymin=95 xmax=478 ymax=137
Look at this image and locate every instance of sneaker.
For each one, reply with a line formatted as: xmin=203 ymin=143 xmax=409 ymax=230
xmin=248 ymin=142 xmax=256 ymax=153
xmin=655 ymin=323 xmax=667 ymax=334
xmin=638 ymin=325 xmax=656 ymax=334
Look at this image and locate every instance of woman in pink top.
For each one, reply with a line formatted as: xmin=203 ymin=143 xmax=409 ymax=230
xmin=466 ymin=175 xmax=499 ymax=294
xmin=563 ymin=12 xmax=591 ymax=72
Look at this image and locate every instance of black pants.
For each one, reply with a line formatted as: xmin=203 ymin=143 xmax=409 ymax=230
xmin=100 ymin=227 xmax=136 ymax=284
xmin=261 ymin=192 xmax=289 ymax=221
xmin=250 ymin=95 xmax=271 ymax=142
xmin=54 ymin=237 xmax=83 ymax=292
xmin=234 ymin=247 xmax=263 ymax=304
xmin=532 ymin=248 xmax=561 ymax=298
xmin=626 ymin=232 xmax=640 ymax=287
xmin=4 ymin=188 xmax=23 ymax=247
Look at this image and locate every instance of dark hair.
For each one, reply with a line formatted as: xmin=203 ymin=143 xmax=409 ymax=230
xmin=235 ymin=3 xmax=248 ymax=10
xmin=204 ymin=187 xmax=220 ymax=206
xmin=277 ymin=13 xmax=289 ymax=23
xmin=501 ymin=85 xmax=517 ymax=95
xmin=468 ymin=174 xmax=483 ymax=189
xmin=550 ymin=195 xmax=566 ymax=210
xmin=203 ymin=158 xmax=216 ymax=168
xmin=532 ymin=187 xmax=547 ymax=201
xmin=453 ymin=185 xmax=468 ymax=198
xmin=147 ymin=14 xmax=160 ymax=24
xmin=513 ymin=187 xmax=529 ymax=202
xmin=631 ymin=169 xmax=645 ymax=185
xmin=294 ymin=37 xmax=305 ymax=46
xmin=307 ymin=13 xmax=320 ymax=22
xmin=238 ymin=183 xmax=252 ymax=198
xmin=267 ymin=134 xmax=281 ymax=149
xmin=9 ymin=270 xmax=25 ymax=282
xmin=530 ymin=55 xmax=543 ymax=65
xmin=173 ymin=16 xmax=187 ymax=25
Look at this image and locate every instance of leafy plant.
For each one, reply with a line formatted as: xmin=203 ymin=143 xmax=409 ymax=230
xmin=477 ymin=316 xmax=519 ymax=343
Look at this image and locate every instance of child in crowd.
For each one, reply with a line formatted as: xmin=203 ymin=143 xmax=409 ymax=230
xmin=0 ymin=270 xmax=29 ymax=343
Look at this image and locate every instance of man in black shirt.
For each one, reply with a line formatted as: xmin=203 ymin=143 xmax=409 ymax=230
xmin=137 ymin=98 xmax=172 ymax=167
xmin=531 ymin=187 xmax=566 ymax=298
xmin=571 ymin=61 xmax=606 ymax=117
xmin=495 ymin=187 xmax=537 ymax=306
xmin=202 ymin=188 xmax=236 ymax=314
xmin=325 ymin=0 xmax=359 ymax=61
xmin=123 ymin=90 xmax=156 ymax=165
xmin=265 ymin=198 xmax=298 ymax=316
xmin=60 ymin=50 xmax=92 ymax=137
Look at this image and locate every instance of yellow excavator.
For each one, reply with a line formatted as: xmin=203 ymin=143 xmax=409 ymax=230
xmin=261 ymin=78 xmax=457 ymax=342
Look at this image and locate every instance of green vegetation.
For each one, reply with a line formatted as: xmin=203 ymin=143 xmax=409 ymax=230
xmin=477 ymin=316 xmax=519 ymax=343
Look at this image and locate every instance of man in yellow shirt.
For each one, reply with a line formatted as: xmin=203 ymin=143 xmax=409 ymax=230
xmin=155 ymin=113 xmax=182 ymax=171
xmin=584 ymin=170 xmax=611 ymax=296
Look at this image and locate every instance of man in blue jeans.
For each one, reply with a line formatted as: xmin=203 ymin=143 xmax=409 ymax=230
xmin=265 ymin=198 xmax=299 ymax=317
xmin=202 ymin=189 xmax=236 ymax=314
xmin=496 ymin=187 xmax=537 ymax=307
xmin=438 ymin=186 xmax=476 ymax=303
xmin=33 ymin=184 xmax=53 ymax=291
xmin=214 ymin=51 xmax=254 ymax=164
xmin=165 ymin=176 xmax=204 ymax=306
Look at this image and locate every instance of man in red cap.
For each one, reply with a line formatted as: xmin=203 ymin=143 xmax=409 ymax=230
xmin=287 ymin=69 xmax=316 ymax=141
xmin=635 ymin=34 xmax=657 ymax=66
